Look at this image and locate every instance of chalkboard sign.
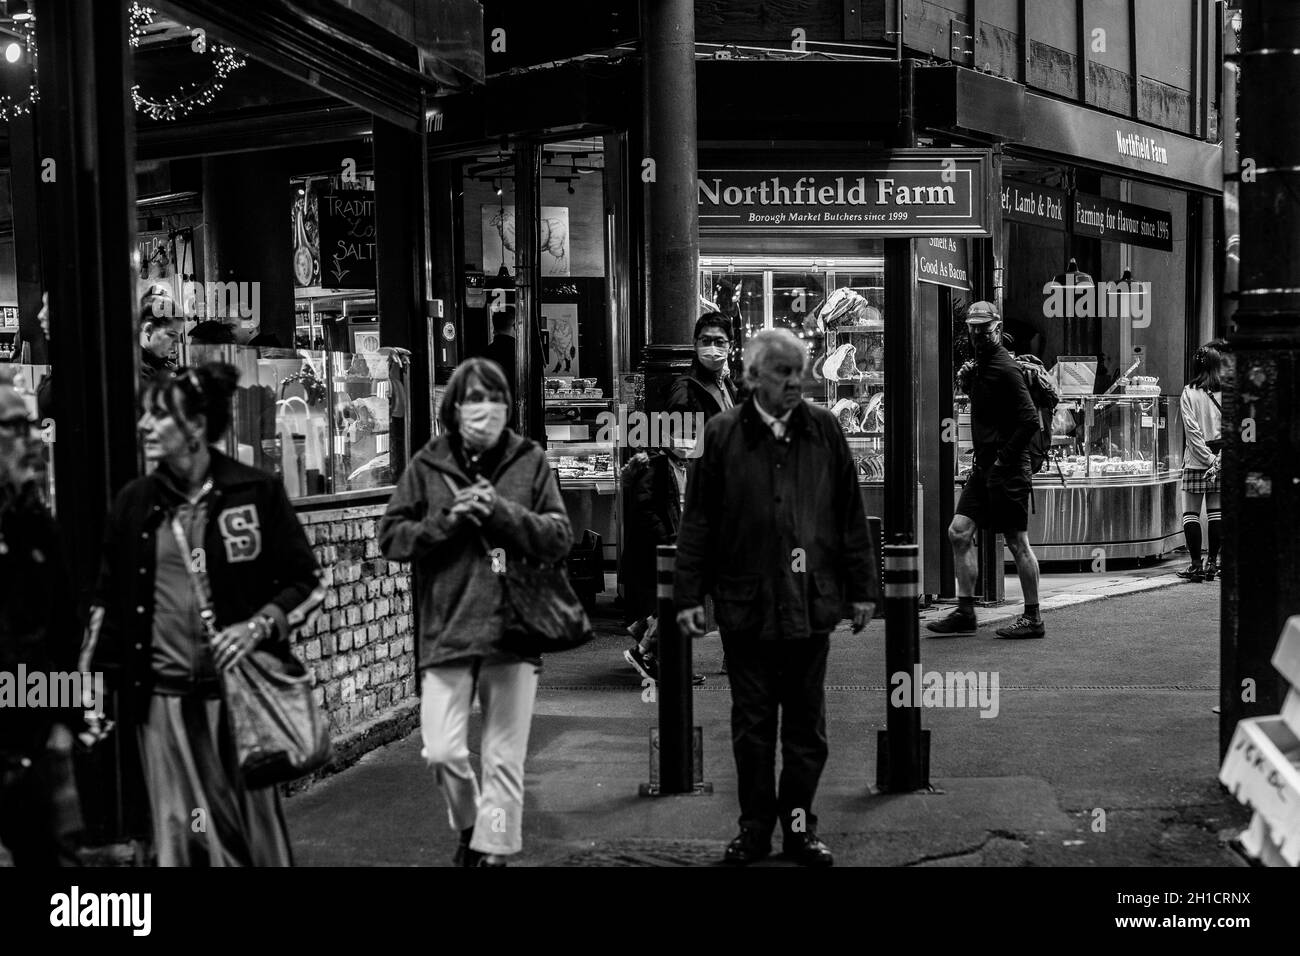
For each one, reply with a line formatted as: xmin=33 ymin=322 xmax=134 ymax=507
xmin=319 ymin=190 xmax=377 ymax=289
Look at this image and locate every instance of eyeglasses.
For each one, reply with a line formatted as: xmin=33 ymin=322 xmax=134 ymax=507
xmin=697 ymin=335 xmax=731 ymax=348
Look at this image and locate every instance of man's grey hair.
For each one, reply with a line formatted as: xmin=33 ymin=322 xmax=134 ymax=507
xmin=743 ymin=328 xmax=807 ymax=383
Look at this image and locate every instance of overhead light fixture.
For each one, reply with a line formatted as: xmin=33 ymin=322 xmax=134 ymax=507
xmin=4 ymin=42 xmax=19 ymax=63
xmin=10 ymin=1 xmax=31 ymax=22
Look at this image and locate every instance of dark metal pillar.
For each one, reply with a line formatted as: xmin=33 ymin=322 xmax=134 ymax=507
xmin=374 ymin=118 xmax=432 ymax=457
xmin=514 ymin=142 xmax=545 ymax=444
xmin=1221 ymin=0 xmax=1300 ymax=755
xmin=35 ymin=0 xmax=141 ymax=842
xmin=877 ymin=58 xmax=928 ymax=791
xmin=35 ymin=0 xmax=139 ymax=604
xmin=640 ymin=0 xmax=698 ymax=415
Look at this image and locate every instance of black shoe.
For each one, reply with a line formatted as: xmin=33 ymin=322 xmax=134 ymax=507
xmin=624 ymin=646 xmax=658 ymax=683
xmin=453 ymin=827 xmax=482 ymax=868
xmin=476 ymin=854 xmax=507 ymax=867
xmin=926 ymin=608 xmax=977 ymax=635
xmin=1176 ymin=562 xmax=1204 ymax=582
xmin=692 ymin=673 xmax=706 ymax=686
xmin=783 ymin=833 xmax=834 ymax=867
xmin=1203 ymin=558 xmax=1219 ymax=582
xmin=723 ymin=828 xmax=772 ymax=866
xmin=995 ymin=615 xmax=1045 ymax=639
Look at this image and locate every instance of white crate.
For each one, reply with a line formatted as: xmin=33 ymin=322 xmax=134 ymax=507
xmin=1282 ymin=689 xmax=1300 ymax=741
xmin=1238 ymin=812 xmax=1294 ymax=867
xmin=1273 ymin=616 xmax=1300 ymax=688
xmin=1219 ymin=715 xmax=1300 ymax=866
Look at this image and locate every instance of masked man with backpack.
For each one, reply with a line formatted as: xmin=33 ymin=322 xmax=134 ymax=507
xmin=929 ymin=301 xmax=1046 ymax=639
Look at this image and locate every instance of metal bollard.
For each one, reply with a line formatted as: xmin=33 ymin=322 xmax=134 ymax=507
xmin=639 ymin=545 xmax=711 ymax=796
xmin=876 ymin=539 xmax=931 ymax=792
xmin=977 ymin=529 xmax=1005 ymax=605
xmin=867 ymin=516 xmax=884 ymax=617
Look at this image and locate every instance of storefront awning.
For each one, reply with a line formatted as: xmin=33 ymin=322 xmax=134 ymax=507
xmin=917 ymin=65 xmax=1222 ymax=194
xmin=157 ymin=0 xmax=484 ymax=130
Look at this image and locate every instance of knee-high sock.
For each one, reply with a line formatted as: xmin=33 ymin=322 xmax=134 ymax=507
xmin=1207 ymin=509 xmax=1221 ymax=561
xmin=1183 ymin=512 xmax=1202 ymax=564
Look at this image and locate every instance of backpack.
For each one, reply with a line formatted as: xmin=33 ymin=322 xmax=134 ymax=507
xmin=1015 ymin=354 xmax=1065 ymax=489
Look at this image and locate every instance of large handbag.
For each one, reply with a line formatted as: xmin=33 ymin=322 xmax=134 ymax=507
xmin=441 ymin=472 xmax=595 ymax=657
xmin=171 ymin=517 xmax=332 ymax=788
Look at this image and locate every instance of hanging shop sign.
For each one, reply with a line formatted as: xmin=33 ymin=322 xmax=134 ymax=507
xmin=917 ymin=237 xmax=971 ymax=290
xmin=1072 ymin=193 xmax=1172 ymax=251
xmin=698 ymin=150 xmax=992 ymax=236
xmin=1001 ymin=182 xmax=1066 ymax=231
xmin=319 ymin=190 xmax=377 ymax=289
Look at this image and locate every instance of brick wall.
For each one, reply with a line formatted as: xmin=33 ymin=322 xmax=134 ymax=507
xmin=294 ymin=504 xmax=417 ymax=740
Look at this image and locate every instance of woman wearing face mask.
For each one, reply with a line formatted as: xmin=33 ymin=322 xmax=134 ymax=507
xmin=85 ymin=362 xmax=325 ymax=865
xmin=379 ymin=357 xmax=573 ymax=867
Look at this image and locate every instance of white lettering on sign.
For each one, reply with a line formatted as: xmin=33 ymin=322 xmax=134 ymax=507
xmin=698 ymin=175 xmax=958 ymax=208
xmin=1115 ymin=130 xmax=1169 ymax=166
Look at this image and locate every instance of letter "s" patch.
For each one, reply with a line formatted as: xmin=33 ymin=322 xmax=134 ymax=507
xmin=217 ymin=505 xmax=262 ymax=562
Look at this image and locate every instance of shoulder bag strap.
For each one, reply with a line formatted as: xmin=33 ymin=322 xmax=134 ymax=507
xmin=169 ymin=509 xmax=221 ymax=643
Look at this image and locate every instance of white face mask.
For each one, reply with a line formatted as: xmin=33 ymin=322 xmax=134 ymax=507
xmin=457 ymin=401 xmax=509 ymax=450
xmin=696 ymin=344 xmax=728 ymax=371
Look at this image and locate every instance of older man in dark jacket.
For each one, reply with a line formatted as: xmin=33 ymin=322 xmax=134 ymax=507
xmin=675 ymin=328 xmax=880 ymax=867
xmin=0 ymin=385 xmax=82 ymax=866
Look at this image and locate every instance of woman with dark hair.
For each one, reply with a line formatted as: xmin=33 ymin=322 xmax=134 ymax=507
xmin=379 ymin=356 xmax=572 ymax=867
xmin=1177 ymin=341 xmax=1225 ymax=582
xmin=84 ymin=362 xmax=325 ymax=865
xmin=667 ymin=313 xmax=739 ymax=421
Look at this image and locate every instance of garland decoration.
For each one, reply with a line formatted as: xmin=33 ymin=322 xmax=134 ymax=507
xmin=129 ymin=4 xmax=246 ymax=122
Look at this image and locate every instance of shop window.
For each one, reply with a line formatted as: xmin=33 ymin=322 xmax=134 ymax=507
xmin=135 ymin=148 xmax=409 ymax=503
xmin=699 ymin=253 xmax=885 ymax=482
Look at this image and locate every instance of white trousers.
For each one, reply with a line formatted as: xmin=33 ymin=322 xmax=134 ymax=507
xmin=420 ymin=662 xmax=538 ymax=856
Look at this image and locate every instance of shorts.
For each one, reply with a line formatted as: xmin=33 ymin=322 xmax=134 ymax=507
xmin=956 ymin=449 xmax=1032 ymax=535
xmin=1181 ymin=467 xmax=1220 ymax=495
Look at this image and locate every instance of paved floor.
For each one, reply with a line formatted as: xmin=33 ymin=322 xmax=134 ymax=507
xmin=284 ymin=570 xmax=1249 ymax=867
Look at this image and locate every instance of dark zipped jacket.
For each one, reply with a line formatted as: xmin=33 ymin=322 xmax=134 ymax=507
xmin=666 ymin=359 xmax=739 ymax=423
xmin=619 ymin=452 xmax=683 ymax=622
xmin=87 ymin=450 xmax=325 ymax=723
xmin=378 ymin=432 xmax=572 ymax=669
xmin=0 ymin=483 xmax=80 ymax=756
xmin=674 ymin=397 xmax=879 ymax=640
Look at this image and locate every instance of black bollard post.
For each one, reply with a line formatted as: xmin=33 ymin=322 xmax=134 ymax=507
xmin=978 ymin=529 xmax=1004 ymax=605
xmin=656 ymin=544 xmax=693 ymax=794
xmin=877 ymin=540 xmax=931 ymax=792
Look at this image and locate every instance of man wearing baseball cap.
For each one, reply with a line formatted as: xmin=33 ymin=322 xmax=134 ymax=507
xmin=929 ymin=301 xmax=1045 ymax=639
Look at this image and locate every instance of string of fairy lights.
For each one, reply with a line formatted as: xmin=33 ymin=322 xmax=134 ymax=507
xmin=0 ymin=2 xmax=247 ymax=125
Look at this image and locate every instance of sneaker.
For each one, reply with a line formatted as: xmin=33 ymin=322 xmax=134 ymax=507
xmin=995 ymin=615 xmax=1046 ymax=639
xmin=925 ymin=608 xmax=978 ymax=636
xmin=624 ymin=646 xmax=659 ymax=683
xmin=1176 ymin=562 xmax=1204 ymax=583
xmin=1203 ymin=558 xmax=1219 ymax=582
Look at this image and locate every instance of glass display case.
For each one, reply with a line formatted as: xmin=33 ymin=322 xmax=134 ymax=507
xmin=955 ymin=394 xmax=1181 ymax=483
xmin=699 ymin=256 xmax=886 ymax=484
xmin=954 ymin=393 xmax=1185 ymax=560
xmin=544 ymin=376 xmax=616 ymax=491
xmin=197 ymin=344 xmax=404 ymax=502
